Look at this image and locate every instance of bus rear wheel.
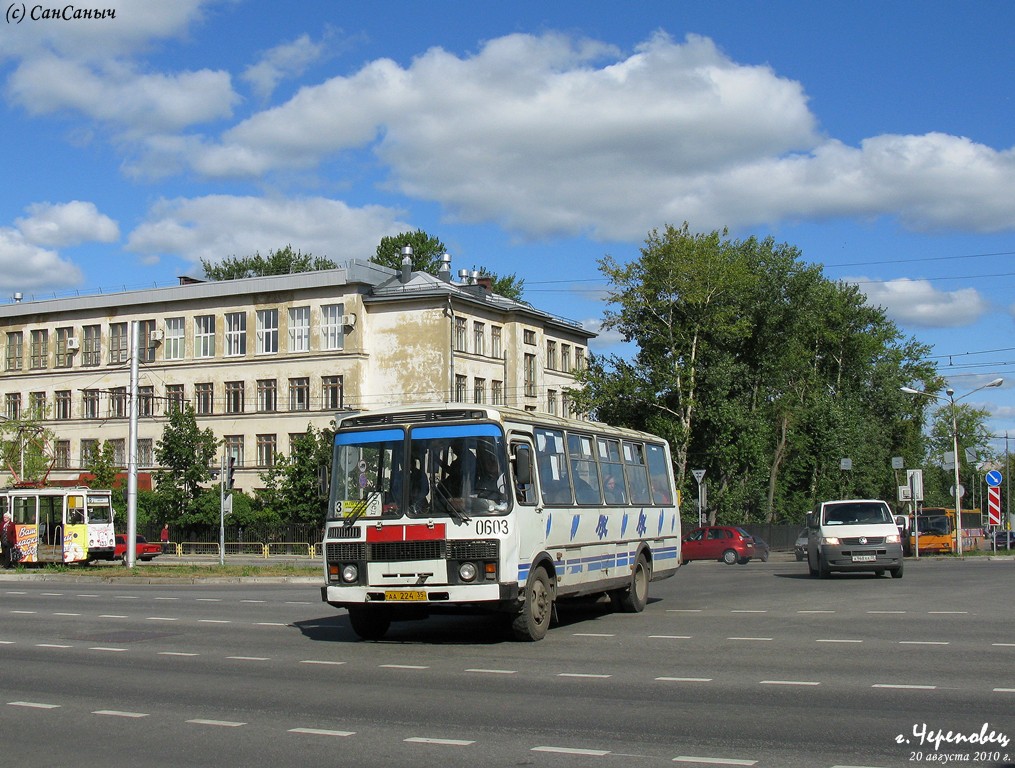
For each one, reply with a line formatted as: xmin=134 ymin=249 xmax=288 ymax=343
xmin=348 ymin=606 xmax=391 ymax=641
xmin=613 ymin=553 xmax=650 ymax=613
xmin=511 ymin=568 xmax=553 ymax=641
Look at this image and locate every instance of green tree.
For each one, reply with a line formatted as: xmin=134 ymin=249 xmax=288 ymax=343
xmin=256 ymin=424 xmax=333 ymax=526
xmin=201 ymin=245 xmax=337 ymax=280
xmin=373 ymin=230 xmax=447 ymax=273
xmin=153 ymin=405 xmax=220 ymax=527
xmin=85 ymin=440 xmax=119 ymax=489
xmin=0 ymin=414 xmax=54 ymax=485
xmin=919 ymin=401 xmax=996 ymax=509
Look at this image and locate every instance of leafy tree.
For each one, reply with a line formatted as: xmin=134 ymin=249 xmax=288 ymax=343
xmin=0 ymin=413 xmax=54 ymax=485
xmin=201 ymin=245 xmax=336 ymax=280
xmin=373 ymin=230 xmax=448 ymax=273
xmin=153 ymin=405 xmax=220 ymax=527
xmin=919 ymin=401 xmax=995 ymax=509
xmin=571 ymin=223 xmax=936 ymax=525
xmin=84 ymin=440 xmax=119 ymax=489
xmin=256 ymin=424 xmax=333 ymax=526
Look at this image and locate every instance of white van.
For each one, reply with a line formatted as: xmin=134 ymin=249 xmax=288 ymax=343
xmin=806 ymin=499 xmax=904 ymax=579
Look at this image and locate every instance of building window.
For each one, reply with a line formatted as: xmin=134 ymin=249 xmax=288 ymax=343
xmin=80 ymin=439 xmax=98 ymax=468
xmin=82 ymin=389 xmax=99 ymax=419
xmin=82 ymin=325 xmax=101 ymax=367
xmin=29 ymin=392 xmax=46 ymax=418
xmin=454 ymin=317 xmax=467 ymax=352
xmin=139 ymin=386 xmax=154 ymax=417
xmin=321 ymin=304 xmax=345 ymax=351
xmin=473 ymin=322 xmax=485 ymax=356
xmin=523 ymin=329 xmax=536 ymax=345
xmin=547 ymin=389 xmax=558 ymax=416
xmin=491 ymin=326 xmax=502 ymax=359
xmin=55 ymin=441 xmax=71 ymax=469
xmin=138 ymin=438 xmax=154 ymax=467
xmin=195 ymin=315 xmax=216 ymax=358
xmin=492 ymin=380 xmax=504 ymax=406
xmin=224 ymin=435 xmax=244 ymax=474
xmin=561 ymin=344 xmax=572 ymax=373
xmin=455 ymin=374 xmax=467 ymax=403
xmin=195 ymin=383 xmax=214 ymax=415
xmin=289 ymin=306 xmax=310 ymax=353
xmin=225 ymin=381 xmax=245 ymax=414
xmin=289 ymin=377 xmax=309 ymax=411
xmin=474 ymin=378 xmax=486 ymax=404
xmin=575 ymin=347 xmax=585 ymax=372
xmin=257 ymin=379 xmax=277 ymax=412
xmin=55 ymin=327 xmax=74 ymax=368
xmin=109 ymin=387 xmax=127 ymax=418
xmin=225 ymin=312 xmax=246 ymax=357
xmin=165 ymin=384 xmax=185 ymax=413
xmin=55 ymin=390 xmax=71 ymax=420
xmin=546 ymin=340 xmax=557 ymax=371
xmin=109 ymin=322 xmax=128 ymax=364
xmin=322 ymin=375 xmax=344 ymax=410
xmin=6 ymin=332 xmax=23 ymax=371
xmin=5 ymin=393 xmax=20 ymax=420
xmin=165 ymin=317 xmax=185 ymax=360
xmin=30 ymin=329 xmax=49 ymax=369
xmin=110 ymin=439 xmax=126 ymax=466
xmin=139 ymin=319 xmax=157 ymax=363
xmin=256 ymin=309 xmax=279 ymax=354
xmin=256 ymin=434 xmax=277 ymax=468
xmin=524 ymin=353 xmax=537 ymax=397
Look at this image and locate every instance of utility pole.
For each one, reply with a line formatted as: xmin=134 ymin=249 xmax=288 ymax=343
xmin=125 ymin=320 xmax=140 ymax=568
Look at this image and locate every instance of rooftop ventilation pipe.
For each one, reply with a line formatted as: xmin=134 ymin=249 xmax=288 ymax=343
xmin=13 ymin=292 xmax=22 ymax=303
xmin=400 ymin=245 xmax=413 ymax=284
xmin=438 ymin=252 xmax=452 ymax=282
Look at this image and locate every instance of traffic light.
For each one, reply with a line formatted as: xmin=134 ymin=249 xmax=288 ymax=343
xmin=227 ymin=456 xmax=236 ymax=489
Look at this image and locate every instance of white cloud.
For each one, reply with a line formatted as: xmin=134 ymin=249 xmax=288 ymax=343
xmin=16 ymin=201 xmax=119 ymax=247
xmin=242 ymin=33 xmax=327 ymax=100
xmin=0 ymin=229 xmax=84 ymax=293
xmin=851 ymin=277 xmax=990 ymax=328
xmin=125 ymin=195 xmax=411 ymax=266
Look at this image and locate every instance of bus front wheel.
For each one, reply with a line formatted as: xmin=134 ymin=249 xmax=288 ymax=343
xmin=348 ymin=606 xmax=391 ymax=641
xmin=511 ymin=568 xmax=553 ymax=641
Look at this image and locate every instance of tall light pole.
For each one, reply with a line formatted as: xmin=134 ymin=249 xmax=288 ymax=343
xmin=901 ymin=378 xmax=1003 ymax=556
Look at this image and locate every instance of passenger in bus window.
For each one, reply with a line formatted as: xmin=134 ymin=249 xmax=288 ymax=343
xmin=474 ymin=443 xmax=506 ymax=503
xmin=604 ymin=473 xmax=626 ymax=504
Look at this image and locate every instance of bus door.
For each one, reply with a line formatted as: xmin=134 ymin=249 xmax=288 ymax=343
xmin=12 ymin=495 xmax=39 ymax=563
xmin=511 ymin=437 xmax=543 ymax=583
xmin=64 ymin=494 xmax=89 ymax=563
xmin=38 ymin=494 xmax=63 ymax=562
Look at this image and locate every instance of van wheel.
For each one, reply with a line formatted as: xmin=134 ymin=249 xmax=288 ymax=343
xmin=890 ymin=564 xmax=904 ymax=579
xmin=512 ymin=568 xmax=553 ymax=641
xmin=613 ymin=554 xmax=650 ymax=613
xmin=721 ymin=549 xmax=738 ymax=565
xmin=818 ymin=555 xmax=831 ymax=579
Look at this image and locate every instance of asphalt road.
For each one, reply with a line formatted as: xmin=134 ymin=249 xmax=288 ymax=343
xmin=1 ymin=556 xmax=1013 ymax=768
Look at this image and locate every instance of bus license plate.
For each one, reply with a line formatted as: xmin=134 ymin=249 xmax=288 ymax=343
xmin=384 ymin=590 xmax=427 ymax=601
xmin=852 ymin=554 xmax=876 ymax=562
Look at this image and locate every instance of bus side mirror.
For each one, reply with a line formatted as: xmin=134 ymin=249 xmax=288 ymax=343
xmin=513 ymin=445 xmax=532 ymax=485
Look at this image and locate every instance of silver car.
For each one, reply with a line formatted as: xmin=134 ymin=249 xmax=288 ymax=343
xmin=794 ymin=528 xmax=808 ymax=561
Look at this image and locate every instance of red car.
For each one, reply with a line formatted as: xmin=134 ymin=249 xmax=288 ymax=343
xmin=681 ymin=525 xmax=756 ymax=565
xmin=114 ymin=534 xmax=163 ymax=562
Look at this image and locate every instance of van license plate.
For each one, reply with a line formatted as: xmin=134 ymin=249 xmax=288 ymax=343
xmin=852 ymin=555 xmax=876 ymax=562
xmin=384 ymin=590 xmax=427 ymax=601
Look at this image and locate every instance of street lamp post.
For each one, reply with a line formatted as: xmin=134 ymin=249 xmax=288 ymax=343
xmin=901 ymin=378 xmax=1003 ymax=557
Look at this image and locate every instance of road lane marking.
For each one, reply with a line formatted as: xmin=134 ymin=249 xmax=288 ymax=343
xmin=93 ymin=710 xmax=149 ymax=718
xmin=154 ymin=597 xmax=179 ymax=600
xmin=11 ymin=610 xmax=36 ymax=614
xmin=760 ymin=680 xmax=820 ymax=686
xmin=36 ymin=643 xmax=72 ymax=648
xmin=99 ymin=615 xmax=128 ymax=619
xmin=558 ymin=673 xmax=611 ymax=678
xmin=9 ymin=701 xmax=60 ymax=709
xmin=872 ymin=684 xmax=936 ymax=690
xmin=196 ymin=598 xmax=222 ymax=602
xmin=866 ymin=611 xmax=905 ymax=614
xmin=817 ymin=639 xmax=863 ymax=643
xmin=650 ymin=635 xmax=692 ymax=639
xmin=574 ymin=633 xmax=615 ymax=637
xmin=727 ymin=637 xmax=772 ymax=641
xmin=533 ymin=746 xmax=610 ymax=756
xmin=300 ymin=660 xmax=346 ymax=666
xmin=731 ymin=610 xmax=766 ymax=613
xmin=380 ymin=664 xmax=429 ymax=670
xmin=657 ymin=677 xmax=713 ymax=683
xmin=53 ymin=613 xmax=81 ymax=617
xmin=289 ymin=727 xmax=355 ymax=736
xmin=798 ymin=610 xmax=835 ymax=614
xmin=227 ymin=656 xmax=270 ymax=661
xmin=187 ymin=719 xmax=246 ymax=727
xmin=89 ymin=647 xmax=128 ymax=653
xmin=899 ymin=641 xmax=949 ymax=645
xmin=466 ymin=668 xmax=517 ymax=675
xmin=666 ymin=609 xmax=702 ymax=613
xmin=928 ymin=611 xmax=967 ymax=615
xmin=147 ymin=617 xmax=179 ymax=621
xmin=198 ymin=619 xmax=230 ymax=624
xmin=993 ymin=688 xmax=1015 ymax=693
xmin=158 ymin=652 xmax=198 ymax=657
xmin=673 ymin=757 xmax=756 ymax=766
xmin=41 ymin=592 xmax=63 ymax=596
xmin=405 ymin=737 xmax=475 ymax=746
xmin=255 ymin=622 xmax=289 ymax=627
xmin=114 ymin=596 xmax=139 ymax=600
xmin=241 ymin=600 xmax=267 ymax=603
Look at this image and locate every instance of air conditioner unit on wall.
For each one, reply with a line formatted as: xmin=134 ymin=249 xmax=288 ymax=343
xmin=340 ymin=314 xmax=357 ymax=328
xmin=66 ymin=337 xmax=80 ymax=350
xmin=150 ymin=329 xmax=164 ymax=343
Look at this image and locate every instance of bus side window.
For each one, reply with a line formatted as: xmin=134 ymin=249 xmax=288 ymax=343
xmin=511 ymin=443 xmax=537 ymax=506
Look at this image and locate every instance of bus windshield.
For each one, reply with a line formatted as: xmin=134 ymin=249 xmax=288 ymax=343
xmin=916 ymin=513 xmax=952 ymax=535
xmin=329 ymin=423 xmax=510 ymax=522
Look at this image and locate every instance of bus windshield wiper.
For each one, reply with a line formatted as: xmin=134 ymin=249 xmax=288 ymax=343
xmin=433 ymin=484 xmax=471 ymax=524
xmin=343 ymin=491 xmax=380 ymax=528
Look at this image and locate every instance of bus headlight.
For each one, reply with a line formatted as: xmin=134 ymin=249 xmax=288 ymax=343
xmin=341 ymin=564 xmax=359 ymax=583
xmin=458 ymin=562 xmax=478 ymax=582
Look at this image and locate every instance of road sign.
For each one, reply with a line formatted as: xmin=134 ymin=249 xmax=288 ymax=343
xmin=986 ymin=470 xmax=1003 ymax=488
xmin=907 ymin=469 xmax=924 ymax=502
xmin=691 ymin=469 xmax=706 ymax=484
xmin=988 ymin=485 xmax=1002 ymax=526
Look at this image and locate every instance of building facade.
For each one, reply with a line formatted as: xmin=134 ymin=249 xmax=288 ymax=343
xmin=0 ymin=259 xmax=593 ymax=492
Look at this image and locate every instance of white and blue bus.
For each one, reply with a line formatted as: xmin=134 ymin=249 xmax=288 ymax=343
xmin=320 ymin=404 xmax=681 ymax=641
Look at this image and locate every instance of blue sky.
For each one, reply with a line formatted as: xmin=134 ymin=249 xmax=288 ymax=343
xmin=3 ymin=0 xmax=1015 ymax=449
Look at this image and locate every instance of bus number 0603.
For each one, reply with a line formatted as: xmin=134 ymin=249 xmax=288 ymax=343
xmin=475 ymin=519 xmax=509 ymax=536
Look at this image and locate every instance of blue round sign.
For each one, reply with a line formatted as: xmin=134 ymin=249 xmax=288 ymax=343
xmin=986 ymin=470 xmax=1003 ymax=488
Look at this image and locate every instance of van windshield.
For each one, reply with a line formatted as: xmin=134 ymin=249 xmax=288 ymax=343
xmin=822 ymin=502 xmax=892 ymax=526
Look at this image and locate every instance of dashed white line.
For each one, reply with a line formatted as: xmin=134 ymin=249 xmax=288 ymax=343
xmin=866 ymin=610 xmax=905 ymax=615
xmin=187 ymin=719 xmax=246 ymax=727
xmin=466 ymin=668 xmax=517 ymax=675
xmin=255 ymin=622 xmax=289 ymax=627
xmin=673 ymin=757 xmax=756 ymax=766
xmin=817 ymin=639 xmax=863 ymax=644
xmin=9 ymin=701 xmax=60 ymax=709
xmin=11 ymin=610 xmax=36 ymax=614
xmin=158 ymin=652 xmax=198 ymax=657
xmin=760 ymin=680 xmax=820 ymax=687
xmin=657 ymin=677 xmax=713 ymax=683
xmin=89 ymin=647 xmax=128 ymax=653
xmin=899 ymin=641 xmax=948 ymax=646
xmin=650 ymin=635 xmax=692 ymax=639
xmin=574 ymin=633 xmax=615 ymax=637
xmin=727 ymin=637 xmax=772 ymax=641
xmin=731 ymin=610 xmax=766 ymax=614
xmin=154 ymin=597 xmax=179 ymax=601
xmin=99 ymin=614 xmax=127 ymax=619
xmin=928 ymin=611 xmax=967 ymax=615
xmin=300 ymin=660 xmax=346 ymax=666
xmin=93 ymin=710 xmax=149 ymax=718
xmin=558 ymin=673 xmax=611 ymax=679
xmin=147 ymin=617 xmax=179 ymax=621
xmin=405 ymin=737 xmax=475 ymax=746
xmin=993 ymin=688 xmax=1015 ymax=693
xmin=196 ymin=598 xmax=222 ymax=602
xmin=798 ymin=610 xmax=835 ymax=614
xmin=872 ymin=684 xmax=936 ymax=690
xmin=533 ymin=746 xmax=610 ymax=756
xmin=198 ymin=619 xmax=230 ymax=624
xmin=289 ymin=727 xmax=354 ymax=737
xmin=227 ymin=656 xmax=270 ymax=661
xmin=380 ymin=664 xmax=429 ymax=670
xmin=53 ymin=612 xmax=81 ymax=617
xmin=37 ymin=643 xmax=72 ymax=648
